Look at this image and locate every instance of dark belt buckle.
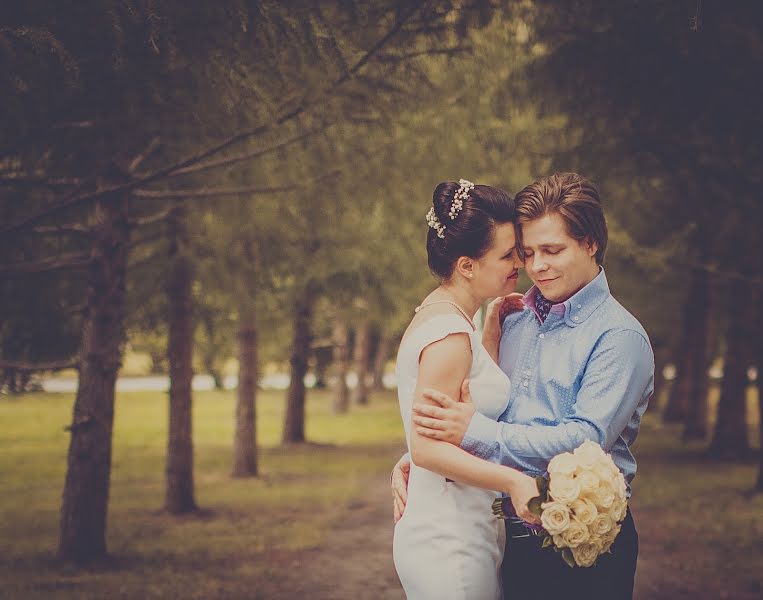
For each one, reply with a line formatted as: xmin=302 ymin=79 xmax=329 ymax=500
xmin=508 ymin=519 xmax=542 ymax=539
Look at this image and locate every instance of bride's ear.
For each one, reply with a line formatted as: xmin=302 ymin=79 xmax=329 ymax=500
xmin=455 ymin=256 xmax=474 ymax=280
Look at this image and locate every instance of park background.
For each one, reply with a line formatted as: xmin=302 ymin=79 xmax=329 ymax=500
xmin=1 ymin=1 xmax=761 ymax=598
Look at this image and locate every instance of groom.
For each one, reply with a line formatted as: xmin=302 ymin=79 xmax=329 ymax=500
xmin=390 ymin=172 xmax=654 ymax=599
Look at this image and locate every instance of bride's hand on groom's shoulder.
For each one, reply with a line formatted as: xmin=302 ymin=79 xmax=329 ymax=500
xmin=484 ymin=294 xmax=524 ymax=347
xmin=496 ymin=293 xmax=525 ymax=323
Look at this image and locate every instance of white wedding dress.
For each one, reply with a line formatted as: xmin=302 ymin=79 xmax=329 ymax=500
xmin=393 ymin=310 xmax=512 ymax=600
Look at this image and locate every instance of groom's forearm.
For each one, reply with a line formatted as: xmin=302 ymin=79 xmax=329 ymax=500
xmin=461 ymin=412 xmax=599 ymax=474
xmin=462 ymin=328 xmax=654 ymax=473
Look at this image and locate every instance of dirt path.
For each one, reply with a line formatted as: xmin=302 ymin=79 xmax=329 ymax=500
xmin=257 ymin=474 xmax=405 ymax=600
xmin=258 ymin=477 xmax=757 ymax=600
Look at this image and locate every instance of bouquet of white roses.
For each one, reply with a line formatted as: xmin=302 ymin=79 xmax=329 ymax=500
xmin=492 ymin=440 xmax=628 ymax=568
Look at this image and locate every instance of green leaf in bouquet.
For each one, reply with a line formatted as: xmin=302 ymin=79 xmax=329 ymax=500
xmin=528 ymin=495 xmax=543 ymax=518
xmin=535 ymin=476 xmax=549 ymax=496
xmin=561 ymin=548 xmax=576 ymax=568
xmin=541 ymin=534 xmax=553 ymax=549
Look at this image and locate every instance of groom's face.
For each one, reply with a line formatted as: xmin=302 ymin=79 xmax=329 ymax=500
xmin=520 ymin=213 xmax=599 ymax=303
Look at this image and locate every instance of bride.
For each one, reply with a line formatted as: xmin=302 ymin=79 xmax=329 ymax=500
xmin=393 ymin=180 xmax=539 ymax=599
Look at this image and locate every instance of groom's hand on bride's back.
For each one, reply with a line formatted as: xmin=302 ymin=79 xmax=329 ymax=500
xmin=391 ymin=455 xmax=411 ymax=523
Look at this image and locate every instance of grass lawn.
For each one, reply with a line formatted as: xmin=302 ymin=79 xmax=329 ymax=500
xmin=0 ymin=389 xmax=406 ymax=599
xmin=0 ymin=386 xmax=761 ymax=599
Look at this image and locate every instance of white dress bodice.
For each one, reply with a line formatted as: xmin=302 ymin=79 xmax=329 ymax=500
xmin=393 ymin=312 xmax=512 ymax=599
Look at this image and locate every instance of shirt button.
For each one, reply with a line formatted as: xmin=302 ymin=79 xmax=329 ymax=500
xmin=539 ymin=333 xmax=545 ymax=339
xmin=573 ymin=316 xmax=580 ymax=322
xmin=523 ymin=381 xmax=529 ymax=388
xmin=576 ymin=304 xmax=582 ymax=309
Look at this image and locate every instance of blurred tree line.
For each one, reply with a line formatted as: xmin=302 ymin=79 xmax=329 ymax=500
xmin=0 ymin=0 xmax=761 ymax=565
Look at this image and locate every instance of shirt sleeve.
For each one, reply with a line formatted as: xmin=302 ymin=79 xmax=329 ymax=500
xmin=460 ymin=328 xmax=654 ymax=474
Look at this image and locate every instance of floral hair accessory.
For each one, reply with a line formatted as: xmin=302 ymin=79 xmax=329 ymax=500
xmin=426 ymin=206 xmax=446 ymax=239
xmin=450 ymin=178 xmax=474 ymax=220
xmin=426 ymin=178 xmax=474 ymax=239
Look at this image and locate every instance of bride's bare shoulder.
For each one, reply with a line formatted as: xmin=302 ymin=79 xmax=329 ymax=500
xmin=400 ymin=303 xmax=470 ymax=347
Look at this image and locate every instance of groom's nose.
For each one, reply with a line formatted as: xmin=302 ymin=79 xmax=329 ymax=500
xmin=530 ymin=254 xmax=548 ymax=273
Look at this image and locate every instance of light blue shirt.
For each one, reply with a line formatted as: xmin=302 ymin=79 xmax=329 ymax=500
xmin=461 ymin=269 xmax=654 ymax=495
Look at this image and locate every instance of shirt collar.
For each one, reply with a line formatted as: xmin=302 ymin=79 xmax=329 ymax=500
xmin=523 ymin=267 xmax=611 ymax=327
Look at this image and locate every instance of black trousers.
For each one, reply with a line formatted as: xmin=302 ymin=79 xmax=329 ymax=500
xmin=501 ymin=509 xmax=638 ymax=600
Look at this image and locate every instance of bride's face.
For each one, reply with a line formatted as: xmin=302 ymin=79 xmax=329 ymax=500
xmin=472 ymin=222 xmax=520 ymax=299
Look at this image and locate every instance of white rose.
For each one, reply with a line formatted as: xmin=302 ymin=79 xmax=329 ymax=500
xmin=570 ymin=498 xmax=598 ymax=525
xmin=592 ymin=459 xmax=619 ymax=481
xmin=552 ymin=533 xmax=568 ymax=549
xmin=540 ymin=501 xmax=571 ymax=535
xmin=548 ymin=452 xmax=577 ymax=477
xmin=613 ymin=472 xmax=628 ymax=498
xmin=591 ymin=513 xmax=614 ymax=536
xmin=549 ymin=475 xmax=581 ymax=504
xmin=571 ymin=541 xmax=600 ymax=568
xmin=560 ymin=519 xmax=590 ymax=548
xmin=573 ymin=440 xmax=606 ymax=469
xmin=591 ymin=483 xmax=616 ymax=508
xmin=598 ymin=524 xmax=621 ymax=553
xmin=576 ymin=469 xmax=600 ymax=494
xmin=611 ymin=499 xmax=628 ymax=523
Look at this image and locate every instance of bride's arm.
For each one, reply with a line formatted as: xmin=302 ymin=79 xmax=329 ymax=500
xmin=409 ymin=333 xmax=538 ymax=521
xmin=482 ymin=299 xmax=503 ymax=363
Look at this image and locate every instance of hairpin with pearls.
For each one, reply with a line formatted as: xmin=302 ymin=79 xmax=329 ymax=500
xmin=426 ymin=178 xmax=474 ymax=239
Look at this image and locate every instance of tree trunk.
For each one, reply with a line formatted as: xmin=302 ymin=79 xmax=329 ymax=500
xmin=664 ymin=318 xmax=693 ymax=423
xmin=683 ymin=267 xmax=715 ymax=441
xmin=351 ymin=320 xmax=371 ymax=405
xmin=332 ymin=320 xmax=350 ymax=414
xmin=200 ymin=311 xmax=225 ymax=390
xmin=58 ymin=195 xmax=129 ymax=564
xmin=707 ymin=286 xmax=752 ymax=459
xmin=372 ymin=333 xmax=392 ymax=392
xmin=312 ymin=345 xmax=331 ymax=389
xmin=164 ymin=204 xmax=197 ymax=514
xmin=753 ymin=284 xmax=763 ymax=493
xmin=232 ymin=307 xmax=258 ymax=477
xmin=282 ymin=287 xmax=316 ymax=443
xmin=755 ymin=360 xmax=763 ymax=491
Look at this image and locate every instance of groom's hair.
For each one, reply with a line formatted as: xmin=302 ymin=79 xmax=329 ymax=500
xmin=514 ymin=172 xmax=607 ymax=265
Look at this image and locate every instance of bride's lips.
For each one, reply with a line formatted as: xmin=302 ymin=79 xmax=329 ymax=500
xmin=507 ymin=271 xmax=519 ymax=280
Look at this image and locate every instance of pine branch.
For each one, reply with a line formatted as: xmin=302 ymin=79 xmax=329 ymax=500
xmin=0 ymin=251 xmax=91 ymax=274
xmin=126 ymin=137 xmax=161 ymax=174
xmin=0 ymin=1 xmax=426 ymax=235
xmin=132 ymin=184 xmax=300 ymax=200
xmin=0 ymin=176 xmax=84 ymax=188
xmin=149 ymin=125 xmax=330 ymax=180
xmin=32 ymin=224 xmax=92 ymax=235
xmin=128 ymin=206 xmax=175 ymax=228
xmin=377 ymin=45 xmax=473 ymax=62
xmin=128 ymin=250 xmax=165 ymax=271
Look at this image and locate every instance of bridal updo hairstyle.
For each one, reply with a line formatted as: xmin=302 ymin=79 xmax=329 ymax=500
xmin=426 ymin=181 xmax=516 ymax=280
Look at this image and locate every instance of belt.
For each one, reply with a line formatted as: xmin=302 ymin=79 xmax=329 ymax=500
xmin=506 ymin=519 xmax=544 ymax=539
